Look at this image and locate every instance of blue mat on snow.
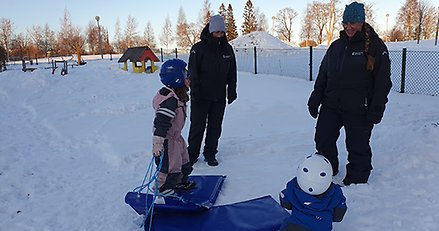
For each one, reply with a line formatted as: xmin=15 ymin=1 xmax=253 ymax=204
xmin=125 ymin=175 xmax=226 ymax=214
xmin=145 ymin=195 xmax=289 ymax=231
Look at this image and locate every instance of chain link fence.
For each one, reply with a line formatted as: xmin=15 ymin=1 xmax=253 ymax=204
xmin=389 ymin=49 xmax=439 ymax=96
xmin=233 ymin=46 xmax=439 ymax=97
xmin=161 ymin=46 xmax=439 ymax=97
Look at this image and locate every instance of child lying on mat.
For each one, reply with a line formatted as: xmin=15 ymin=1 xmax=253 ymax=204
xmin=279 ymin=153 xmax=347 ymax=231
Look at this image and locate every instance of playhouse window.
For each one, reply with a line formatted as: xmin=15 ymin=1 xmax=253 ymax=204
xmin=135 ymin=61 xmax=142 ymax=67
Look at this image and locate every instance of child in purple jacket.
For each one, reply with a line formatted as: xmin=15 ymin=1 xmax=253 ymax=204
xmin=152 ymin=59 xmax=195 ymax=195
xmin=279 ymin=154 xmax=347 ymax=231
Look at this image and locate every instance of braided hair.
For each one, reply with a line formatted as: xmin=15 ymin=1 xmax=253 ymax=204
xmin=363 ymin=23 xmax=375 ymax=71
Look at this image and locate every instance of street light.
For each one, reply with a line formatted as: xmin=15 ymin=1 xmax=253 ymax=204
xmin=435 ymin=6 xmax=438 ymax=46
xmin=271 ymin=16 xmax=275 ymax=35
xmin=386 ymin=13 xmax=389 ymax=42
xmin=95 ymin=16 xmax=103 ymax=59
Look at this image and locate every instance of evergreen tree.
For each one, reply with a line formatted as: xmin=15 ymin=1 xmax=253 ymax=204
xmin=219 ymin=3 xmax=227 ymax=20
xmin=241 ymin=0 xmax=258 ymax=35
xmin=226 ymin=4 xmax=238 ymax=41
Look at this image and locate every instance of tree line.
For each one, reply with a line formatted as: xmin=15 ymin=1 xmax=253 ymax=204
xmin=0 ymin=0 xmax=437 ymax=61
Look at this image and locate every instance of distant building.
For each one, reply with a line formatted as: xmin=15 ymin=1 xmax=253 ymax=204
xmin=118 ymin=46 xmax=160 ymax=73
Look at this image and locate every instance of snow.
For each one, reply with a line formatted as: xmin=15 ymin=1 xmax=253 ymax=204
xmin=1 ymin=39 xmax=439 ymax=231
xmin=230 ymin=31 xmax=293 ymax=49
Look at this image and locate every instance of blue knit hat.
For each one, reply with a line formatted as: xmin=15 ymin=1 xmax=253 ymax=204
xmin=342 ymin=2 xmax=365 ymax=23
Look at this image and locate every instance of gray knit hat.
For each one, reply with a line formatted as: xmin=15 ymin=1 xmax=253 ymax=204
xmin=209 ymin=15 xmax=226 ymax=33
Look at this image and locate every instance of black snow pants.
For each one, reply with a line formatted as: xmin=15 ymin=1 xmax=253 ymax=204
xmin=314 ymin=105 xmax=374 ymax=183
xmin=188 ymin=99 xmax=226 ymax=163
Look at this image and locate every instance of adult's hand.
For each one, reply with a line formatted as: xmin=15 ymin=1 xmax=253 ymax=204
xmin=308 ymin=106 xmax=319 ymax=119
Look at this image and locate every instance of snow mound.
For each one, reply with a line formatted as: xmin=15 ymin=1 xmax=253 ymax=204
xmin=230 ymin=31 xmax=292 ymax=49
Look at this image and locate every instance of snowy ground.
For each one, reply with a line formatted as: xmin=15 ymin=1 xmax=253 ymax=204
xmin=1 ymin=42 xmax=439 ymax=230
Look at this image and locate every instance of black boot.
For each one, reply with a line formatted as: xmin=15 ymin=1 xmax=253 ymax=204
xmin=204 ymin=157 xmax=219 ymax=166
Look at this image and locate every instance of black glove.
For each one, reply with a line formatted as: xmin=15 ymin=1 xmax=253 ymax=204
xmin=228 ymin=91 xmax=237 ymax=105
xmin=367 ymin=112 xmax=382 ymax=124
xmin=367 ymin=106 xmax=384 ymax=124
xmin=308 ymin=106 xmax=319 ymax=119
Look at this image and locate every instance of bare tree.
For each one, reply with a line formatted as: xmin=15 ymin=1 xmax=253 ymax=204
xmin=415 ymin=0 xmax=436 ymax=42
xmin=397 ymin=0 xmax=420 ymax=40
xmin=159 ymin=16 xmax=173 ymax=50
xmin=420 ymin=3 xmax=437 ymax=39
xmin=113 ymin=18 xmax=123 ymax=53
xmin=144 ymin=21 xmax=157 ymax=49
xmin=255 ymin=7 xmax=268 ymax=31
xmin=28 ymin=25 xmax=43 ymax=57
xmin=42 ymin=23 xmax=56 ymax=57
xmin=176 ymin=7 xmax=191 ymax=49
xmin=324 ymin=0 xmax=340 ymax=45
xmin=200 ymin=0 xmax=212 ymax=26
xmin=275 ymin=8 xmax=298 ymax=43
xmin=86 ymin=21 xmax=99 ymax=54
xmin=10 ymin=33 xmax=30 ymax=60
xmin=301 ymin=3 xmax=319 ymax=44
xmin=58 ymin=9 xmax=84 ymax=56
xmin=305 ymin=1 xmax=328 ymax=44
xmin=363 ymin=2 xmax=378 ymax=31
xmin=0 ymin=18 xmax=13 ymax=60
xmin=187 ymin=22 xmax=201 ymax=45
xmin=124 ymin=15 xmax=138 ymax=49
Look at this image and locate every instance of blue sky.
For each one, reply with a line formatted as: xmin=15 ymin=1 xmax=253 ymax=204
xmin=0 ymin=0 xmax=427 ymax=44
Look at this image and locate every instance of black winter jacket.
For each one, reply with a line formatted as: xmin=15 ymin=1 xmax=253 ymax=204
xmin=188 ymin=24 xmax=237 ymax=102
xmin=308 ymin=26 xmax=392 ymax=123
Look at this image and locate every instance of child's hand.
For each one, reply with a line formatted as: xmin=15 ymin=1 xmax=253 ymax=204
xmin=152 ymin=136 xmax=165 ymax=157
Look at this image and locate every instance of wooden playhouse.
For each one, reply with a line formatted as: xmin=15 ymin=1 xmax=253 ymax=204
xmin=118 ymin=46 xmax=160 ymax=73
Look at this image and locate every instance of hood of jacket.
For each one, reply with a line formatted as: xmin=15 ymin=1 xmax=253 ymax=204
xmin=200 ymin=23 xmax=228 ymax=45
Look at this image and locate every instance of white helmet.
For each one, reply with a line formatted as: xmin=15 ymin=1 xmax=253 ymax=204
xmin=297 ymin=153 xmax=333 ymax=195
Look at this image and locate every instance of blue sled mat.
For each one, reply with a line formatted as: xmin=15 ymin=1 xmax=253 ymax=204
xmin=145 ymin=195 xmax=289 ymax=231
xmin=125 ymin=175 xmax=226 ymax=214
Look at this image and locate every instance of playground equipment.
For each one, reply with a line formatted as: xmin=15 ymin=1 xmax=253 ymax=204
xmin=118 ymin=46 xmax=159 ymax=73
xmin=0 ymin=46 xmax=7 ymax=72
xmin=50 ymin=60 xmax=68 ymax=75
xmin=21 ymin=60 xmax=37 ymax=72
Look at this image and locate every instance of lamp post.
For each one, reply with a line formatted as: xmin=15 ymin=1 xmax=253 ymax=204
xmin=435 ymin=7 xmax=438 ymax=46
xmin=385 ymin=13 xmax=389 ymax=42
xmin=271 ymin=16 xmax=275 ymax=35
xmin=95 ymin=16 xmax=103 ymax=59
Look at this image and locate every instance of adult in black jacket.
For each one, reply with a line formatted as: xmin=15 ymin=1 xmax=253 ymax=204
xmin=187 ymin=15 xmax=237 ymax=166
xmin=307 ymin=2 xmax=392 ymax=185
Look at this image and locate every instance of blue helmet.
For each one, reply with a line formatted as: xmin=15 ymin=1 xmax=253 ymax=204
xmin=159 ymin=59 xmax=189 ymax=88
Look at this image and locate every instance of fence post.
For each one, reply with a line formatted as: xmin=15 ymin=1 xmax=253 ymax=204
xmin=175 ymin=48 xmax=178 ymax=59
xmin=253 ymin=46 xmax=257 ymax=75
xmin=309 ymin=46 xmax=313 ymax=81
xmin=160 ymin=48 xmax=164 ymax=62
xmin=400 ymin=48 xmax=407 ymax=93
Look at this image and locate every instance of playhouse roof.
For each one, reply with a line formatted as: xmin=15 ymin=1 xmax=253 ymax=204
xmin=118 ymin=46 xmax=160 ymax=63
